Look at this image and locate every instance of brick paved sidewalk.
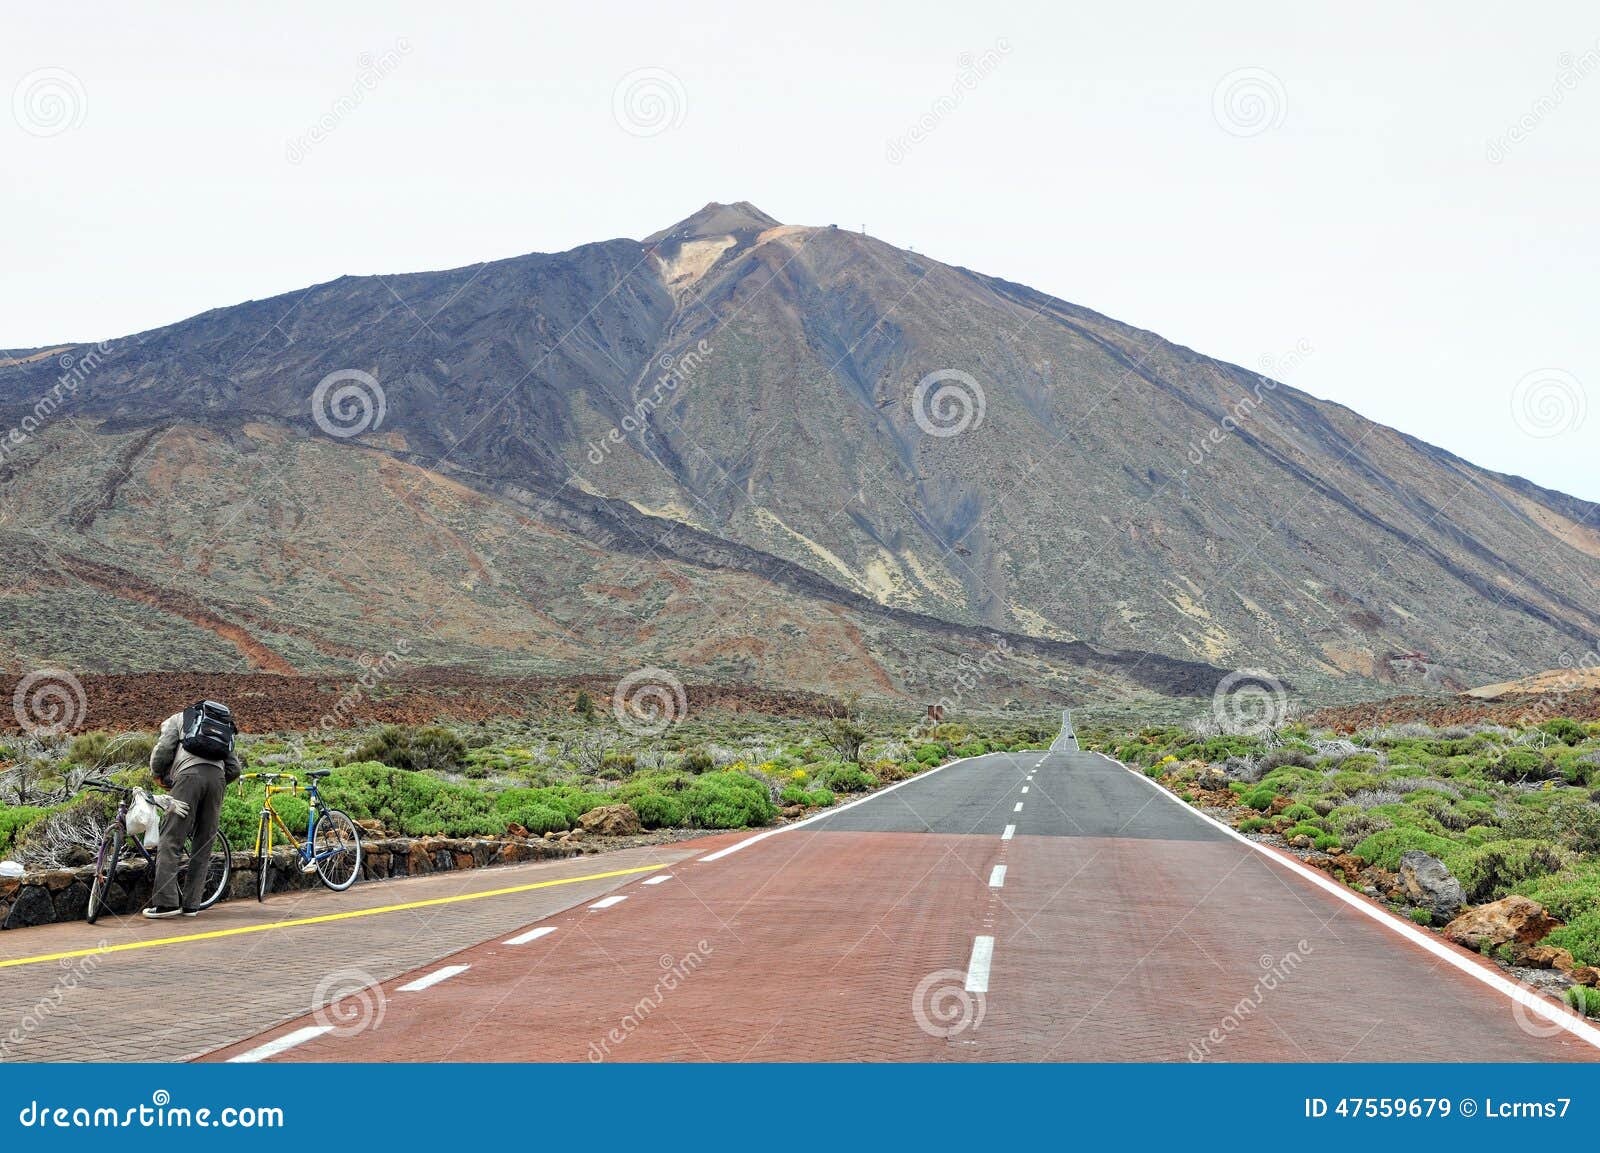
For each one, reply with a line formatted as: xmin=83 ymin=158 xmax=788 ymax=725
xmin=0 ymin=839 xmax=728 ymax=1062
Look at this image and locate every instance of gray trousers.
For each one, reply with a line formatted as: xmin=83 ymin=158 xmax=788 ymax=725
xmin=152 ymin=762 xmax=225 ymax=909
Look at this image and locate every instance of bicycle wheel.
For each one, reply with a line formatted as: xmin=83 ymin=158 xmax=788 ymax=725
xmin=174 ymin=826 xmax=232 ymax=912
xmin=256 ymin=813 xmax=272 ymax=902
xmin=194 ymin=828 xmax=232 ymax=910
xmin=312 ymin=807 xmax=362 ymax=891
xmin=86 ymin=828 xmax=123 ymax=925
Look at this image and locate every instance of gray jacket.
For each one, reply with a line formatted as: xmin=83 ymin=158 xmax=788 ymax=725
xmin=151 ymin=712 xmax=243 ymax=785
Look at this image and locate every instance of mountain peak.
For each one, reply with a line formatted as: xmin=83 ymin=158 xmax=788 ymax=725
xmin=645 ymin=201 xmax=781 ymax=245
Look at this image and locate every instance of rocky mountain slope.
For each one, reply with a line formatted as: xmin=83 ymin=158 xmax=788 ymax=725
xmin=1 ymin=201 xmax=1595 ymax=698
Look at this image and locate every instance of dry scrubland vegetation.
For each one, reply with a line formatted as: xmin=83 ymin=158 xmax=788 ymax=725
xmin=0 ymin=700 xmax=1056 ymax=870
xmin=1085 ymin=716 xmax=1600 ymax=1016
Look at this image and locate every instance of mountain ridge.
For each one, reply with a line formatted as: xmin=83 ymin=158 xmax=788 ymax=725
xmin=1 ymin=201 xmax=1594 ymax=698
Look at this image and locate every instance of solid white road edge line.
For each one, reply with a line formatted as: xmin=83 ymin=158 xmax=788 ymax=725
xmin=1091 ymin=750 xmax=1600 ymax=1052
xmin=226 ymin=1025 xmax=332 ymax=1063
xmin=966 ymin=936 xmax=995 ymax=993
xmin=504 ymin=926 xmax=557 ymax=945
xmin=1001 ymin=824 xmax=1016 ymax=841
xmin=696 ymin=750 xmax=1005 ymax=863
xmin=398 ymin=964 xmax=470 ymax=992
xmin=589 ymin=895 xmax=629 ymax=909
xmin=989 ymin=865 xmax=1007 ymax=888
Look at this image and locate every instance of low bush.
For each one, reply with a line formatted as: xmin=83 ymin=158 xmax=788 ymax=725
xmin=815 ymin=762 xmax=875 ymax=793
xmin=685 ymin=772 xmax=776 ymax=828
xmin=348 ymin=726 xmax=467 ymax=775
xmin=0 ymin=804 xmax=48 ymax=853
xmin=317 ymin=762 xmax=498 ymax=836
xmin=1451 ymin=838 xmax=1568 ymax=902
xmin=1351 ymin=826 xmax=1462 ymax=871
xmin=1566 ymin=986 xmax=1600 ymax=1018
xmin=1237 ymin=817 xmax=1269 ymax=833
xmin=628 ymin=792 xmax=686 ymax=829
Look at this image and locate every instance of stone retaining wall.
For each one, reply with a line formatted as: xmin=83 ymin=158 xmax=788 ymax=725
xmin=0 ymin=835 xmax=582 ymax=929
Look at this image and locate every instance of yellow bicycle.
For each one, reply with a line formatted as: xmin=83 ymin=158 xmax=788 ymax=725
xmin=241 ymin=770 xmax=362 ymax=901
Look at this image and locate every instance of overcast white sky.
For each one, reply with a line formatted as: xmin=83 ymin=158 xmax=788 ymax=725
xmin=5 ymin=2 xmax=1595 ymax=498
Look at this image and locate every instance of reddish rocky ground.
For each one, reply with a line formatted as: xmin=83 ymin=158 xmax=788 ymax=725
xmin=1 ymin=669 xmax=841 ymax=735
xmin=1309 ymin=688 xmax=1600 ymax=732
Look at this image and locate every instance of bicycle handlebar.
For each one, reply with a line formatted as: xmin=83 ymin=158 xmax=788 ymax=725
xmin=78 ymin=776 xmax=131 ymax=796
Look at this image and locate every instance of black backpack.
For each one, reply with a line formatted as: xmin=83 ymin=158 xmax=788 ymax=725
xmin=180 ymin=700 xmax=236 ymax=761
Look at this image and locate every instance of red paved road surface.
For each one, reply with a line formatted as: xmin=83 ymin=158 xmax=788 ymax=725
xmin=206 ymin=751 xmax=1600 ymax=1063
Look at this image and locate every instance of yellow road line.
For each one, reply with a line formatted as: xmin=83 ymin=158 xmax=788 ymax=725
xmin=0 ymin=863 xmax=666 ymax=971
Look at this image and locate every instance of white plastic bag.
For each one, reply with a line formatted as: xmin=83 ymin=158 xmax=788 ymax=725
xmin=126 ymin=790 xmax=163 ymax=852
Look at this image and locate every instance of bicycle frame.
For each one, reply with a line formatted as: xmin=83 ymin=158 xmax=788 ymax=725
xmin=252 ymin=776 xmax=342 ymax=867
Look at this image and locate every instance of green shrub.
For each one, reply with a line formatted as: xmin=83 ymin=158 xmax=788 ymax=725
xmin=349 ymin=726 xmax=467 ymax=774
xmin=1286 ymin=822 xmax=1324 ymax=841
xmin=318 ymin=762 xmax=498 ymax=836
xmin=1237 ymin=817 xmax=1269 ymax=833
xmin=1542 ymin=718 xmax=1587 ymax=746
xmin=680 ymin=748 xmax=714 ymax=774
xmin=627 ymin=792 xmax=686 ymax=829
xmin=685 ymin=773 xmax=776 ymax=828
xmin=0 ymin=805 xmax=49 ymax=852
xmin=497 ymin=802 xmax=570 ymax=835
xmin=1243 ymin=786 xmax=1278 ymax=812
xmin=1566 ymin=986 xmax=1600 ymax=1018
xmin=954 ymin=742 xmax=987 ymax=758
xmin=1282 ymin=803 xmax=1318 ymax=821
xmin=1452 ymin=839 xmax=1569 ymax=902
xmin=914 ymin=744 xmax=944 ymax=765
xmin=1351 ymin=827 xmax=1462 ymax=871
xmin=1409 ymin=908 xmax=1434 ymax=926
xmin=816 ymin=762 xmax=875 ymax=793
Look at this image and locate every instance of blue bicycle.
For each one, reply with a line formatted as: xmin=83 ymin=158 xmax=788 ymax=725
xmin=242 ymin=770 xmax=362 ymax=900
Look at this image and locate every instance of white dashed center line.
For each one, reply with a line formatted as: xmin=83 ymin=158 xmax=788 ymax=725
xmin=1001 ymin=824 xmax=1015 ymax=840
xmin=1013 ymin=802 xmax=1024 ymax=812
xmin=504 ymin=926 xmax=557 ymax=945
xmin=966 ymin=936 xmax=995 ymax=993
xmin=589 ymin=894 xmax=629 ymax=909
xmin=1021 ymin=786 xmax=1029 ymax=793
xmin=642 ymin=874 xmax=673 ymax=885
xmin=398 ymin=964 xmax=470 ymax=992
xmin=988 ymin=865 xmax=1007 ymax=888
xmin=227 ymin=1026 xmax=332 ymax=1063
